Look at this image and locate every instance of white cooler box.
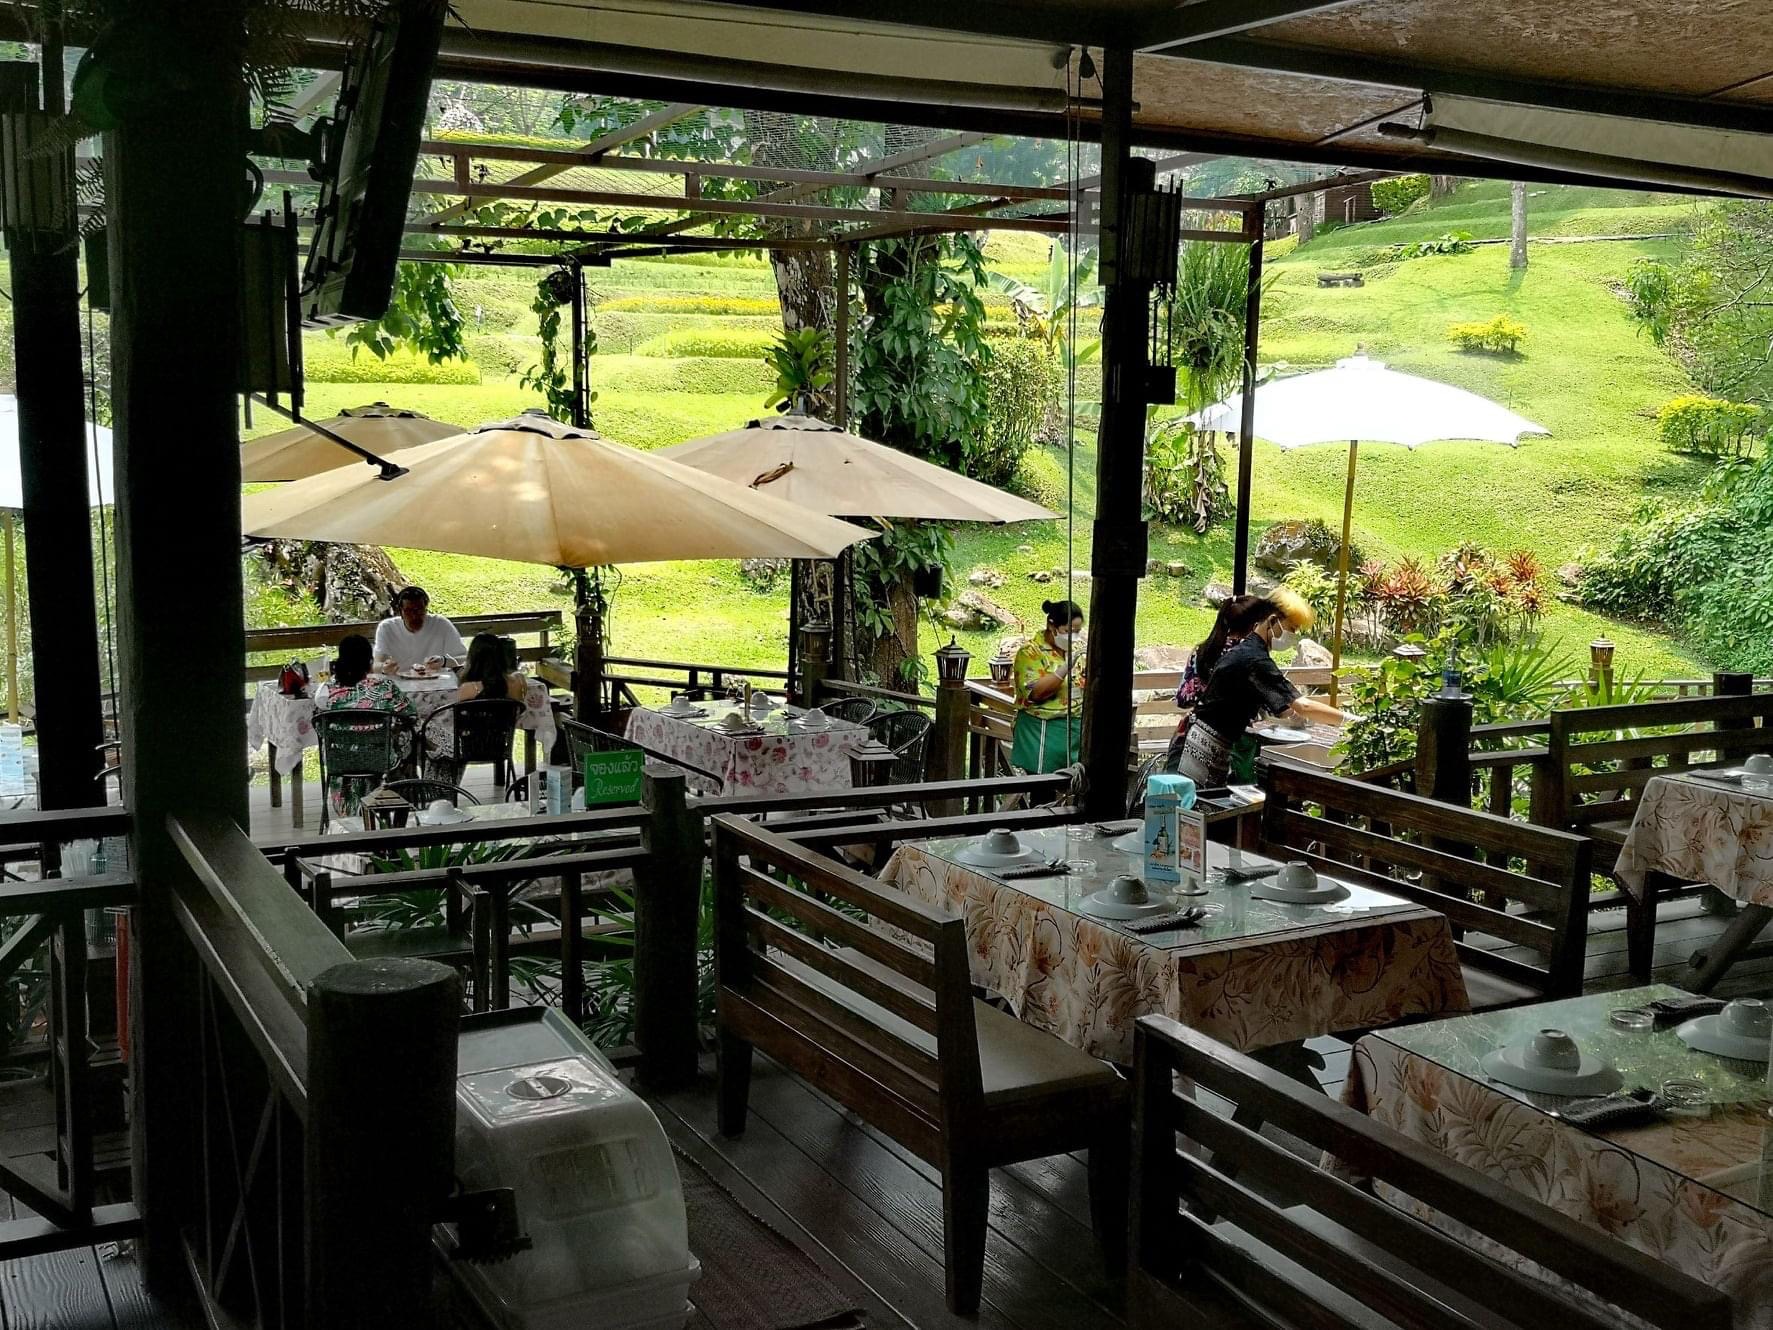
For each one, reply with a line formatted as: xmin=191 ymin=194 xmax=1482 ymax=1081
xmin=447 ymin=1008 xmax=700 ymax=1330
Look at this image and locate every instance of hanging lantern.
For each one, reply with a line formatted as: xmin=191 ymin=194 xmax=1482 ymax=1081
xmin=934 ymin=636 xmax=971 ymax=686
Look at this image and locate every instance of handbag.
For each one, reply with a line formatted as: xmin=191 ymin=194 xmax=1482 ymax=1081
xmin=278 ymin=660 xmax=310 ymax=698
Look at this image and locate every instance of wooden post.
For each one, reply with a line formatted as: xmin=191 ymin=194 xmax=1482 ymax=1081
xmin=634 ymin=765 xmax=702 ymax=1090
xmin=1415 ymin=695 xmax=1474 ymax=809
xmin=931 ymin=666 xmax=971 ymax=818
xmin=1231 ymin=218 xmax=1264 ymax=596
xmin=1327 ymin=440 xmax=1359 ymax=707
xmin=3 ymin=511 xmax=15 ymax=723
xmin=306 ymin=958 xmax=459 ymax=1330
xmin=0 ymin=61 xmax=106 ymax=807
xmin=835 ymin=243 xmax=851 ymax=428
xmin=109 ymin=9 xmax=251 ymax=1284
xmin=1079 ymin=46 xmax=1149 ymax=820
xmin=1714 ymin=671 xmax=1753 ymax=713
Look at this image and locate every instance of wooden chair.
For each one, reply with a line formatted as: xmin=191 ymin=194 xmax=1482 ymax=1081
xmin=1129 ymin=1016 xmax=1734 ymax=1330
xmin=1258 ymin=758 xmax=1592 ymax=1008
xmin=426 ymin=698 xmax=523 ymax=791
xmin=1537 ymin=691 xmax=1773 ymax=977
xmin=313 ymin=710 xmax=415 ymax=831
xmin=710 ymin=813 xmax=1129 ymax=1314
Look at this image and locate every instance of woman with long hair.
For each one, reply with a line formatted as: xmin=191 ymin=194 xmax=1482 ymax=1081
xmin=1175 ymin=590 xmax=1344 ymax=787
xmin=425 ymin=633 xmax=529 ymax=781
xmin=1163 ymin=594 xmax=1258 ymax=772
xmin=319 ymin=634 xmax=414 ymax=816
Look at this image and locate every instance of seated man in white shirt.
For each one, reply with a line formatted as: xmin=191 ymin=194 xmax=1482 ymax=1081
xmin=373 ymin=585 xmax=467 ymax=674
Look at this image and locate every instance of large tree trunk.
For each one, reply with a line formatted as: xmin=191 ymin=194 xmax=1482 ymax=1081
xmin=1431 ymin=174 xmax=1460 ymax=200
xmin=744 ymin=111 xmax=838 ymax=417
xmin=1509 ymin=182 xmax=1529 ymax=270
xmin=864 ymin=577 xmax=921 ymax=690
xmin=254 ymin=541 xmax=407 ymax=622
xmin=1295 ymin=191 xmax=1317 ymax=245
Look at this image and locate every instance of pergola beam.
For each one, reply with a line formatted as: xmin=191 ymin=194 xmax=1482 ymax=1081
xmin=686 ymin=0 xmax=1114 ymax=49
xmin=1176 ymin=36 xmax=1773 ymax=136
xmin=1132 ymin=1 xmax=1371 ymax=52
xmin=423 ymin=102 xmax=704 ymax=226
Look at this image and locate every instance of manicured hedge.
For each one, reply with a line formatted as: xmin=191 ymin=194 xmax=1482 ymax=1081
xmin=634 ymin=326 xmax=779 ymax=359
xmin=303 ymin=339 xmax=481 ymax=385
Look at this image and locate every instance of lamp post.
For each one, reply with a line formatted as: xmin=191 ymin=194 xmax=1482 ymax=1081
xmin=931 ymin=637 xmax=972 ymax=814
xmin=1589 ymin=638 xmax=1615 ymax=700
xmin=796 ymin=621 xmax=831 ymax=710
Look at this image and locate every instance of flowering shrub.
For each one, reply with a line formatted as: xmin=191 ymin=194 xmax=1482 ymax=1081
xmin=1446 ymin=315 xmax=1528 ymax=354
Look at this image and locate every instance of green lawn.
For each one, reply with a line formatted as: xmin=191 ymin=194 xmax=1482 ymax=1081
xmin=248 ymin=180 xmax=1716 ymax=684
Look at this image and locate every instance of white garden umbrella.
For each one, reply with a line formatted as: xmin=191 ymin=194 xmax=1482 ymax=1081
xmin=1194 ymin=355 xmax=1548 ymax=692
xmin=240 ymin=402 xmax=462 ymax=482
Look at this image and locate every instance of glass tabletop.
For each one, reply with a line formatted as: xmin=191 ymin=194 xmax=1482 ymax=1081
xmin=659 ymin=701 xmax=856 ymax=738
xmin=1376 ymin=984 xmax=1773 ymax=1215
xmin=907 ymin=824 xmax=1428 ymax=950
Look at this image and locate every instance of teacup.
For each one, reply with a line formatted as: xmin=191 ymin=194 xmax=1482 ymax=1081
xmin=981 ymin=828 xmax=1022 ymax=857
xmin=1720 ymin=998 xmax=1772 ymax=1042
xmin=1745 ymin=754 xmax=1773 ymax=775
xmin=1276 ymin=861 xmax=1319 ymax=893
xmin=424 ymin=798 xmax=466 ymax=823
xmin=665 ymin=694 xmax=693 ymax=715
xmin=799 ymin=707 xmax=828 ymax=729
xmin=1105 ymin=874 xmax=1150 ymax=906
xmin=720 ymin=712 xmax=748 ymax=732
xmin=1525 ymin=1027 xmax=1581 ymax=1071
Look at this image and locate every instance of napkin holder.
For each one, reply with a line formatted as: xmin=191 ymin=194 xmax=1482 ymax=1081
xmin=1143 ymin=773 xmax=1196 ymax=886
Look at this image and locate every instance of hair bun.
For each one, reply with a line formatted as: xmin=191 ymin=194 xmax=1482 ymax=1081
xmin=1040 ymin=598 xmax=1056 ymax=616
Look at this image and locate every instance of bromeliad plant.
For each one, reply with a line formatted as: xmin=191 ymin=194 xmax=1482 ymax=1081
xmin=762 ymin=327 xmax=835 ymax=413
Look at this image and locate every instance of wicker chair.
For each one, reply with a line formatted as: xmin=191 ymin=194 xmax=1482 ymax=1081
xmin=314 ymin=710 xmax=415 ymax=831
xmin=426 ymin=698 xmax=523 ymax=792
xmin=865 ymin=709 xmax=933 ymax=787
xmin=820 ymin=697 xmax=877 ymax=727
xmin=379 ymin=778 xmax=480 ymax=826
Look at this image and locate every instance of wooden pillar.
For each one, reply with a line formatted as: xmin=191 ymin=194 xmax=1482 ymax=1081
xmin=1231 ymin=216 xmax=1265 ymax=596
xmin=108 ymin=10 xmax=250 ymax=1283
xmin=0 ymin=61 xmax=105 ymax=808
xmin=635 ymin=765 xmax=702 ymax=1090
xmin=569 ymin=260 xmax=590 ymax=430
xmin=307 ymin=958 xmax=459 ymax=1330
xmin=1415 ymin=695 xmax=1473 ymax=808
xmin=796 ymin=622 xmax=830 ymax=709
xmin=1079 ymin=47 xmax=1149 ymax=820
xmin=835 ymin=243 xmax=851 ymax=428
xmin=931 ymin=681 xmax=970 ymax=817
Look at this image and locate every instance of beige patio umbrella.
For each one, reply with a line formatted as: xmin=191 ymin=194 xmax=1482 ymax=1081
xmin=240 ymin=410 xmax=875 ymax=565
xmin=240 ymin=402 xmax=463 ymax=482
xmin=658 ymin=413 xmax=1057 ymax=522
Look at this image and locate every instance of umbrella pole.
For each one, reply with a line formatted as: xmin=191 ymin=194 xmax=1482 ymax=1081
xmin=1329 ymin=440 xmax=1358 ymax=707
xmin=3 ymin=512 xmax=14 ymax=723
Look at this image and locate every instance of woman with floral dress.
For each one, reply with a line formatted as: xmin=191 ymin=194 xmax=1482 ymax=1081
xmin=1011 ymin=599 xmax=1087 ymax=774
xmin=319 ymin=634 xmax=414 ymax=817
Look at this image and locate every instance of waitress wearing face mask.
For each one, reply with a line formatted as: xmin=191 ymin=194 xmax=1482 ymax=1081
xmin=1011 ymin=599 xmax=1087 ymax=774
xmin=1176 ymin=589 xmax=1344 ymax=787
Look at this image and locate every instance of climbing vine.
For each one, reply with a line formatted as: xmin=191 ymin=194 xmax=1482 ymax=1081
xmin=521 ymin=266 xmax=597 ymax=421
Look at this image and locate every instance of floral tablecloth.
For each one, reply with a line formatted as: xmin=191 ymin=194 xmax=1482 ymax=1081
xmin=878 ymin=825 xmax=1469 ymax=1063
xmin=1343 ymin=985 xmax=1773 ymax=1327
xmin=246 ymin=682 xmax=317 ymax=774
xmin=1616 ymin=774 xmax=1773 ymax=906
xmin=623 ymin=705 xmax=864 ymax=796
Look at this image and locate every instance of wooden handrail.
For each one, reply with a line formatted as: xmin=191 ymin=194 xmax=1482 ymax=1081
xmin=815 ymin=677 xmax=934 ymax=710
xmin=602 ymin=654 xmax=789 ymax=680
xmin=254 ymin=805 xmax=649 ymax=861
xmin=697 ymin=771 xmax=1068 ymax=816
xmin=0 ymin=805 xmax=130 ymax=843
xmin=245 ymin=610 xmax=562 ymax=655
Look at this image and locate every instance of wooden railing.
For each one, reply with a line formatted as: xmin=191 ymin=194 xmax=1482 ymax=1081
xmin=597 ymin=655 xmax=790 ymax=711
xmin=244 ymin=609 xmax=565 ymax=685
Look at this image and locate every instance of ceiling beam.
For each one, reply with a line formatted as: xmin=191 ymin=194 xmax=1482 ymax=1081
xmin=1174 ymin=37 xmax=1773 ymax=136
xmin=423 ymin=102 xmax=704 ymax=226
xmin=684 ymin=0 xmax=1113 ymax=49
xmin=407 ymin=222 xmax=828 ymax=250
xmin=1132 ymin=1 xmax=1370 ymax=53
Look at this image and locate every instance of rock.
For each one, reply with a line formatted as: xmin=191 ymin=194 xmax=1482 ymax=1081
xmin=1255 ymin=519 xmax=1353 ymax=576
xmin=1028 ymin=569 xmax=1052 ymax=584
xmin=255 ymin=540 xmax=407 ymax=622
xmin=1555 ymin=562 xmax=1584 ymax=589
xmin=1202 ymin=580 xmax=1235 ymax=608
xmin=1291 ymin=636 xmax=1334 ymax=666
xmin=1015 ymin=543 xmax=1035 ymax=556
xmin=940 ymin=589 xmax=1024 ymax=633
xmin=1165 ymin=560 xmax=1190 ymax=577
xmin=739 ymin=557 xmax=789 ymax=592
xmin=1146 ymin=558 xmax=1162 ymax=576
xmin=1135 ymin=644 xmax=1192 ymax=671
xmin=967 ymin=567 xmax=1005 ymax=589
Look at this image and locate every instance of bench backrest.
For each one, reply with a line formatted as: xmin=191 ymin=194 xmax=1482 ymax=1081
xmin=1130 ymin=1016 xmax=1734 ymax=1330
xmin=1258 ymin=758 xmax=1592 ymax=997
xmin=1543 ymin=692 xmax=1773 ymax=830
xmin=244 ymin=611 xmax=563 ymax=684
xmin=709 ymin=814 xmax=981 ymax=1161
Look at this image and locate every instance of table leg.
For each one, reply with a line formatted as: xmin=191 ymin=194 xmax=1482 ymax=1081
xmin=1687 ymin=903 xmax=1773 ymax=993
xmin=268 ymin=743 xmax=282 ymax=809
xmin=291 ymin=764 xmax=305 ymax=831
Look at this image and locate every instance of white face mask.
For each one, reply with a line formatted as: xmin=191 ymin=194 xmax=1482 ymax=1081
xmin=1052 ymin=630 xmax=1072 ymax=649
xmin=1272 ymin=627 xmax=1300 ymax=650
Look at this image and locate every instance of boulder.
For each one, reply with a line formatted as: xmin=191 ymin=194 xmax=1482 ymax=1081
xmin=967 ymin=567 xmax=1006 ymax=589
xmin=1202 ymin=580 xmax=1235 ymax=608
xmin=1291 ymin=636 xmax=1334 ymax=666
xmin=1255 ymin=519 xmax=1351 ymax=576
xmin=1165 ymin=560 xmax=1189 ymax=577
xmin=1146 ymin=558 xmax=1162 ymax=576
xmin=940 ymin=589 xmax=1023 ymax=633
xmin=1027 ymin=569 xmax=1052 ymax=584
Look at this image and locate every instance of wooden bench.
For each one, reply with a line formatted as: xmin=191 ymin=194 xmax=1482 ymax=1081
xmin=1316 ymin=270 xmax=1364 ymax=287
xmin=1129 ymin=1016 xmax=1734 ymax=1330
xmin=710 ymin=813 xmax=1129 ymax=1314
xmin=1258 ymin=757 xmax=1592 ymax=1008
xmin=1536 ymin=691 xmax=1773 ymax=978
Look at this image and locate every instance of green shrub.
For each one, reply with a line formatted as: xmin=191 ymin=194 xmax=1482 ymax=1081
xmin=1282 ymin=562 xmax=1338 ymax=626
xmin=1369 ymin=174 xmax=1431 ymax=216
xmin=977 ymin=336 xmax=1062 ymax=487
xmin=597 ymin=293 xmax=782 ymax=316
xmin=634 ymin=326 xmax=779 ymax=359
xmin=306 ymin=339 xmax=480 ymax=385
xmin=1655 ymin=393 xmax=1762 ymax=459
xmin=1389 ymin=232 xmax=1475 ymax=260
xmin=1446 ymin=315 xmax=1528 ymax=355
xmin=596 ymin=356 xmax=773 ymax=397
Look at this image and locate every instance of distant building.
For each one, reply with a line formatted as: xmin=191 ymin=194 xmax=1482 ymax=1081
xmin=1268 ymin=180 xmax=1384 ymax=239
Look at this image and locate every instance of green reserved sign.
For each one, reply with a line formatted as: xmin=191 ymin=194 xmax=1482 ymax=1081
xmin=583 ymin=748 xmax=646 ymax=806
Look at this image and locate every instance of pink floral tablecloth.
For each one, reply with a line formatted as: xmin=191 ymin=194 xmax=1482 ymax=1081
xmin=878 ymin=831 xmax=1468 ymax=1063
xmin=1343 ymin=986 xmax=1773 ymax=1328
xmin=623 ymin=707 xmax=863 ymax=796
xmin=1616 ymin=774 xmax=1773 ymax=905
xmin=245 ymin=682 xmax=316 ymax=774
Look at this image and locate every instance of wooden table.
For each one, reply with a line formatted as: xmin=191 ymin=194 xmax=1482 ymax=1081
xmin=1342 ymin=984 xmax=1773 ymax=1328
xmin=1616 ymin=773 xmax=1773 ymax=991
xmin=878 ymin=824 xmax=1469 ymax=1063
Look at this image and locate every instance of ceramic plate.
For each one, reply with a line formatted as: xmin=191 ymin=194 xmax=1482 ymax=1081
xmin=1078 ymin=891 xmax=1174 ymax=921
xmin=1109 ymin=830 xmax=1145 ymax=855
xmin=1251 ymin=879 xmax=1350 ymax=905
xmin=1254 ymin=725 xmax=1313 ymax=742
xmin=951 ymin=843 xmax=1046 ymax=869
xmin=1480 ymin=1046 xmax=1623 ymax=1096
xmin=662 ymin=706 xmax=708 ymax=720
xmin=1677 ymin=1014 xmax=1773 ymax=1063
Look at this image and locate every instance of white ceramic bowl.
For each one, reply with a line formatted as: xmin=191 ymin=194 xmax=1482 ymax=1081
xmin=1104 ymin=874 xmax=1150 ymax=905
xmin=1746 ymin=754 xmax=1773 ymax=776
xmin=1276 ymin=861 xmax=1318 ymax=893
xmin=1678 ymin=999 xmax=1773 ymax=1062
xmin=1481 ymin=1028 xmax=1623 ymax=1095
xmin=952 ymin=828 xmax=1043 ymax=868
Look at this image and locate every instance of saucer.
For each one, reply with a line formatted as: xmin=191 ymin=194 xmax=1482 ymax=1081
xmin=662 ymin=704 xmax=707 ymax=720
xmin=1480 ymin=1045 xmax=1623 ymax=1096
xmin=952 ymin=842 xmax=1046 ymax=869
xmin=416 ymin=808 xmax=472 ymax=826
xmin=1251 ymin=878 xmax=1349 ymax=905
xmin=1078 ymin=890 xmax=1174 ymax=921
xmin=1677 ymin=1014 xmax=1773 ymax=1063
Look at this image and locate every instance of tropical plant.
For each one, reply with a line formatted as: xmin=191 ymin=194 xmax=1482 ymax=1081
xmin=977 ymin=336 xmax=1062 ymax=486
xmin=1369 ymin=174 xmax=1431 ymax=216
xmin=521 ymin=266 xmax=597 ymax=421
xmin=1446 ymin=315 xmax=1528 ymax=355
xmin=762 ymin=327 xmax=835 ymax=413
xmin=987 ymin=241 xmax=1101 ymax=370
xmin=1655 ymin=394 xmax=1762 ymax=459
xmin=340 ymin=258 xmax=469 ymax=363
xmin=1282 ymin=562 xmax=1339 ymax=626
xmin=1390 ymin=232 xmax=1475 ymax=260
